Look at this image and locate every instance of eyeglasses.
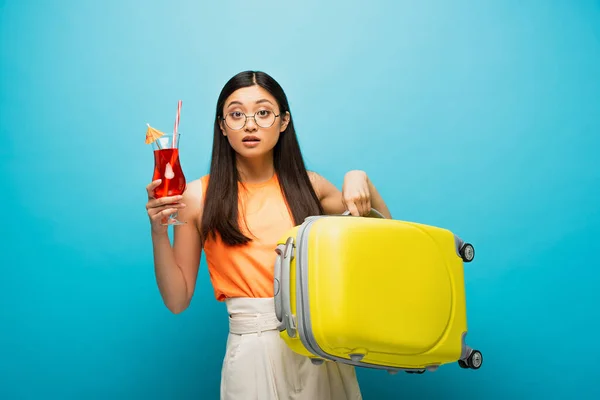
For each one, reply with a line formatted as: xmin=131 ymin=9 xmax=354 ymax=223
xmin=222 ymin=110 xmax=280 ymax=130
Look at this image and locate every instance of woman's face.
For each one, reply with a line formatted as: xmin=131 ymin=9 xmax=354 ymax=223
xmin=220 ymin=85 xmax=290 ymax=159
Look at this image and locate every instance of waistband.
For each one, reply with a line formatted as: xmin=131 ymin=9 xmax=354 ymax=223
xmin=225 ymin=297 xmax=281 ymax=335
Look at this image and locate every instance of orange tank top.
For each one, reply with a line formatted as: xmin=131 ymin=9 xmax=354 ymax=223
xmin=200 ymin=173 xmax=295 ymax=301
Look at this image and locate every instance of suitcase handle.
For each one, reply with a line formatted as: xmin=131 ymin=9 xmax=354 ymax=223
xmin=274 ymin=236 xmax=297 ymax=337
xmin=342 ymin=208 xmax=386 ymax=218
xmin=273 ymin=243 xmax=285 ymax=326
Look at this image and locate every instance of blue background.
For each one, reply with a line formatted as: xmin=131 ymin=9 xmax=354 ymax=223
xmin=2 ymin=0 xmax=599 ymax=398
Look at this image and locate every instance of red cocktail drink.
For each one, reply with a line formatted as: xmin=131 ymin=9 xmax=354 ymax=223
xmin=152 ymin=148 xmax=186 ymax=198
xmin=150 ymin=132 xmax=186 ymax=226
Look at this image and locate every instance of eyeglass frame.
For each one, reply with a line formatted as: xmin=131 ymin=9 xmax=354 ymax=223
xmin=221 ymin=110 xmax=282 ymax=130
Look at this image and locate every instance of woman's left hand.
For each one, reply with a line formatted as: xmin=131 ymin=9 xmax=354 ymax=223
xmin=342 ymin=170 xmax=372 ymax=216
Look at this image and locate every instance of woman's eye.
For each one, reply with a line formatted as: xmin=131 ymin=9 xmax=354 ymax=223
xmin=257 ymin=110 xmax=270 ymax=117
xmin=231 ymin=112 xmax=244 ymax=119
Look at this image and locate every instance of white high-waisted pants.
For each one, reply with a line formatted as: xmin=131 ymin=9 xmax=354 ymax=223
xmin=221 ymin=297 xmax=363 ymax=400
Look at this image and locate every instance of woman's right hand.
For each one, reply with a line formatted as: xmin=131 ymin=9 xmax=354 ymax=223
xmin=145 ymin=179 xmax=186 ymax=235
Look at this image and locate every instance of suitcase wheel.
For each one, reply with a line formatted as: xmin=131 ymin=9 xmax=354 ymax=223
xmin=459 ymin=350 xmax=483 ymax=369
xmin=460 ymin=243 xmax=475 ymax=262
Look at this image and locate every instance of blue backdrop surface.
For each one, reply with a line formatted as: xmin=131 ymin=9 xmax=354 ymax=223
xmin=1 ymin=0 xmax=599 ymax=399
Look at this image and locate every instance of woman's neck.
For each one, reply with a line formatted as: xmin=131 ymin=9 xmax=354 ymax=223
xmin=236 ymin=153 xmax=275 ymax=184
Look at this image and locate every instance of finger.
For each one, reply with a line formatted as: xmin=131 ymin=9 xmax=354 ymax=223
xmin=153 ymin=210 xmax=175 ymax=226
xmin=361 ymin=192 xmax=372 ymax=216
xmin=152 ymin=207 xmax=179 ymax=221
xmin=148 ymin=203 xmax=186 ymax=217
xmin=356 ymin=201 xmax=366 ymax=216
xmin=148 ymin=205 xmax=185 ymax=219
xmin=146 ymin=179 xmax=162 ymax=198
xmin=352 ymin=193 xmax=363 ymax=216
xmin=160 ymin=208 xmax=178 ymax=218
xmin=347 ymin=202 xmax=361 ymax=217
xmin=150 ymin=195 xmax=184 ymax=208
xmin=349 ymin=193 xmax=364 ymax=216
xmin=146 ymin=179 xmax=162 ymax=193
xmin=359 ymin=199 xmax=369 ymax=216
xmin=146 ymin=195 xmax=184 ymax=210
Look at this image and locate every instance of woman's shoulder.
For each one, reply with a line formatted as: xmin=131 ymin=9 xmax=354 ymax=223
xmin=183 ymin=175 xmax=209 ymax=201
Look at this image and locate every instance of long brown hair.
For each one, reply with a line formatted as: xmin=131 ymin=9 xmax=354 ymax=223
xmin=201 ymin=71 xmax=324 ymax=246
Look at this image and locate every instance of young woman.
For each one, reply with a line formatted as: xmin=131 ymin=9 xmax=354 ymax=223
xmin=145 ymin=71 xmax=392 ymax=399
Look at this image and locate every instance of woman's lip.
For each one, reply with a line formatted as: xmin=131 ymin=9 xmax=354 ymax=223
xmin=242 ymin=141 xmax=261 ymax=148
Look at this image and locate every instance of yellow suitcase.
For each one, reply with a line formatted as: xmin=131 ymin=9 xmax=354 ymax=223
xmin=273 ymin=209 xmax=482 ymax=374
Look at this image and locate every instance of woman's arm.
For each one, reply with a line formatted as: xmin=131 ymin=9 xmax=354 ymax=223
xmin=308 ymin=170 xmax=392 ymax=219
xmin=150 ymin=179 xmax=204 ymax=314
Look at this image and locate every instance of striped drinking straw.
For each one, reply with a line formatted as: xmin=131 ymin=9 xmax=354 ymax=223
xmin=173 ymin=100 xmax=182 ymax=148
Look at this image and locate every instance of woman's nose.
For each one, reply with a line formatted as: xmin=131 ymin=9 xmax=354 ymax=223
xmin=244 ymin=116 xmax=258 ymax=131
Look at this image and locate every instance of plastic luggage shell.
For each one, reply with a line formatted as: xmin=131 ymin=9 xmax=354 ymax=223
xmin=273 ymin=209 xmax=482 ymax=374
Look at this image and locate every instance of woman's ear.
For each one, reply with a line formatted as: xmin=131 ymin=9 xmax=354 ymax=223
xmin=219 ymin=119 xmax=226 ymax=136
xmin=280 ymin=111 xmax=290 ymax=132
